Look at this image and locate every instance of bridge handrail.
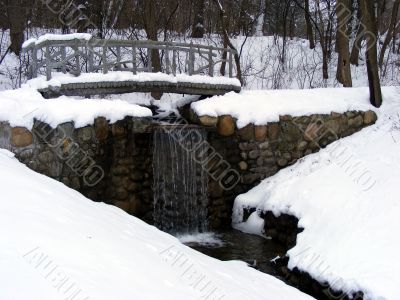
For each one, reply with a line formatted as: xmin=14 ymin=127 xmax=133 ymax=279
xmin=23 ymin=36 xmax=238 ymax=82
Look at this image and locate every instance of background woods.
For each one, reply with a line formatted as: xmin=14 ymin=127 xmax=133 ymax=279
xmin=0 ymin=0 xmax=399 ymax=106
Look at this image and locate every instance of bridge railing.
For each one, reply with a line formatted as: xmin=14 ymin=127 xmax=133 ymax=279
xmin=23 ymin=37 xmax=238 ymax=81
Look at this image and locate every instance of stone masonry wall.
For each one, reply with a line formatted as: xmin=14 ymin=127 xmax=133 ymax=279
xmin=0 ymin=117 xmax=154 ymax=223
xmin=0 ymin=109 xmax=378 ymax=231
xmin=197 ymin=110 xmax=378 ymax=228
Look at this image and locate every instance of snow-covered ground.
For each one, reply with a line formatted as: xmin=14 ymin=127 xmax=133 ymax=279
xmin=0 ymin=86 xmax=152 ymax=129
xmin=232 ymin=86 xmax=400 ymax=300
xmin=0 ymin=149 xmax=315 ymax=300
xmin=191 ymin=87 xmax=376 ymax=128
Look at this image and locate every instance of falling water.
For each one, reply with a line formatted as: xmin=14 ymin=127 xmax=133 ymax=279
xmin=153 ymin=126 xmax=208 ymax=235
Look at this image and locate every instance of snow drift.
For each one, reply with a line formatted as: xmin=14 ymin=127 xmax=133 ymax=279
xmin=0 ymin=149 xmax=314 ymax=299
xmin=233 ymin=86 xmax=400 ymax=300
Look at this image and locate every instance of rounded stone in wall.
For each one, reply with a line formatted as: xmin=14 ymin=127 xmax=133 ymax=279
xmin=94 ymin=117 xmax=109 ymax=141
xmin=238 ymin=124 xmax=254 ymax=141
xmin=238 ymin=161 xmax=248 ymax=170
xmin=325 ymin=119 xmax=340 ymax=135
xmin=261 ymin=150 xmax=274 ymax=158
xmin=268 ymin=124 xmax=280 ymax=141
xmin=217 ymin=115 xmax=235 ymax=137
xmin=363 ymin=110 xmax=378 ymax=125
xmin=248 ymin=150 xmax=260 ymax=159
xmin=350 ymin=115 xmax=364 ymax=128
xmin=112 ymin=123 xmax=127 ymax=138
xmin=18 ymin=149 xmax=34 ymax=161
xmin=78 ymin=127 xmax=93 ymax=142
xmin=277 ymin=158 xmax=288 ymax=167
xmin=199 ymin=115 xmax=218 ymax=127
xmin=11 ymin=127 xmax=33 ymax=148
xmin=38 ymin=150 xmax=54 ymax=164
xmin=297 ymin=141 xmax=308 ymax=151
xmin=254 ymin=125 xmax=267 ymax=141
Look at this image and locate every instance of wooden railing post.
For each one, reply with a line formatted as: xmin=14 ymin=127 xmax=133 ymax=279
xmin=45 ymin=45 xmax=51 ymax=80
xmin=32 ymin=47 xmax=38 ymax=78
xmin=188 ymin=42 xmax=195 ymax=75
xmin=165 ymin=44 xmax=170 ymax=74
xmin=116 ymin=46 xmax=121 ymax=71
xmin=172 ymin=50 xmax=177 ymax=76
xmin=148 ymin=48 xmax=152 ymax=72
xmin=74 ymin=40 xmax=81 ymax=76
xmin=132 ymin=46 xmax=137 ymax=74
xmin=88 ymin=44 xmax=94 ymax=72
xmin=61 ymin=46 xmax=66 ymax=74
xmin=102 ymin=45 xmax=108 ymax=74
xmin=228 ymin=50 xmax=233 ymax=78
xmin=208 ymin=48 xmax=214 ymax=77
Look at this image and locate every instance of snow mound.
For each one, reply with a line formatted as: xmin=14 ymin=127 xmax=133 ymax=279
xmin=191 ymin=87 xmax=376 ymax=128
xmin=0 ymin=149 xmax=314 ymax=300
xmin=0 ymin=87 xmax=152 ymax=129
xmin=232 ymin=87 xmax=400 ymax=300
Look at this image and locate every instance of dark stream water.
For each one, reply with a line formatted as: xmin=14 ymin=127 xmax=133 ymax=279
xmin=180 ymin=229 xmax=287 ymax=279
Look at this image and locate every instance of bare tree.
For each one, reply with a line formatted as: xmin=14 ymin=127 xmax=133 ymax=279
xmin=360 ymin=0 xmax=383 ymax=107
xmin=379 ymin=0 xmax=400 ymax=68
xmin=336 ymin=0 xmax=353 ymax=86
xmin=304 ymin=0 xmax=315 ymax=49
xmin=212 ymin=0 xmax=243 ymax=85
xmin=192 ymin=0 xmax=206 ymax=38
xmin=139 ymin=0 xmax=163 ymax=99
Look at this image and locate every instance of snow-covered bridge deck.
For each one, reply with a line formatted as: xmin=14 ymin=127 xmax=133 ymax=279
xmin=22 ymin=34 xmax=241 ymax=98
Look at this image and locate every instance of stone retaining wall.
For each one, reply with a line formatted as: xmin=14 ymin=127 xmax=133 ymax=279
xmin=0 ymin=117 xmax=155 ymax=223
xmin=0 ymin=108 xmax=378 ymax=230
xmin=192 ymin=109 xmax=378 ymax=227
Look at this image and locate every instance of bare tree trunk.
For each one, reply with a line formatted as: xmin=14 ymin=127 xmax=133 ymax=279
xmin=213 ymin=0 xmax=243 ymax=85
xmin=336 ymin=0 xmax=353 ymax=87
xmin=220 ymin=38 xmax=228 ymax=76
xmin=281 ymin=0 xmax=292 ymax=67
xmin=139 ymin=0 xmax=162 ymax=99
xmin=378 ymin=0 xmax=400 ymax=68
xmin=191 ymin=0 xmax=206 ymax=38
xmin=316 ymin=0 xmax=329 ymax=80
xmin=360 ymin=0 xmax=383 ymax=107
xmin=350 ymin=20 xmax=364 ymax=66
xmin=305 ymin=0 xmax=315 ymax=49
xmin=7 ymin=2 xmax=26 ymax=56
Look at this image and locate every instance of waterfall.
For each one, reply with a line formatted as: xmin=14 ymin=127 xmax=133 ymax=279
xmin=153 ymin=126 xmax=208 ymax=235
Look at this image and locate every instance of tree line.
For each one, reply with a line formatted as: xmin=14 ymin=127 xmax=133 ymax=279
xmin=1 ymin=0 xmax=399 ymax=107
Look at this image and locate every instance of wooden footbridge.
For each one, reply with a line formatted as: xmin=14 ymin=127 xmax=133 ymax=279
xmin=23 ymin=34 xmax=241 ymax=98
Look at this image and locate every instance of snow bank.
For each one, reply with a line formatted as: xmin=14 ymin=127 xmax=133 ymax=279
xmin=191 ymin=88 xmax=376 ymax=128
xmin=0 ymin=149 xmax=314 ymax=300
xmin=0 ymin=87 xmax=152 ymax=129
xmin=232 ymin=87 xmax=400 ymax=300
xmin=26 ymin=72 xmax=241 ymax=90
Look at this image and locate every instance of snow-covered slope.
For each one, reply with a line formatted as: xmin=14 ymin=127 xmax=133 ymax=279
xmin=233 ymin=87 xmax=400 ymax=300
xmin=0 ymin=149 xmax=314 ymax=300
